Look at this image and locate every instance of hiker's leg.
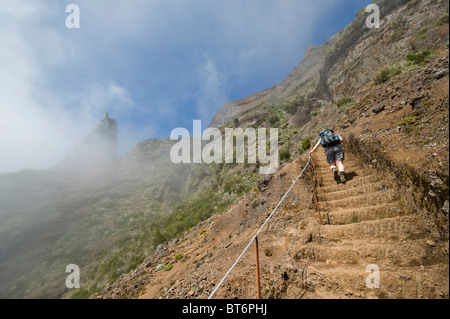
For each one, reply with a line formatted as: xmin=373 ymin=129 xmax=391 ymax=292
xmin=325 ymin=148 xmax=339 ymax=179
xmin=330 ymin=164 xmax=338 ymax=177
xmin=334 ymin=145 xmax=345 ymax=174
xmin=336 ymin=160 xmax=345 ymax=173
xmin=329 ymin=162 xmax=338 ymax=180
xmin=336 ymin=160 xmax=346 ymax=183
xmin=325 ymin=148 xmax=336 ymax=168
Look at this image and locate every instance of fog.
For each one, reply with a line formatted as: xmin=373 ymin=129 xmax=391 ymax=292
xmin=0 ymin=1 xmax=144 ymax=173
xmin=1 ymin=0 xmax=367 ymax=173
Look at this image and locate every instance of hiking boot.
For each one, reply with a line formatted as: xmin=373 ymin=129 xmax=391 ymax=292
xmin=340 ymin=172 xmax=347 ymax=184
xmin=332 ymin=167 xmax=338 ymax=180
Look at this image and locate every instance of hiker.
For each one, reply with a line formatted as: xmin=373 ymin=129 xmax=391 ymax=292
xmin=309 ymin=129 xmax=346 ymax=183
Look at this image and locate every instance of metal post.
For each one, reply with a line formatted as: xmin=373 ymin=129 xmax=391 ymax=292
xmin=309 ymin=164 xmax=323 ymax=225
xmin=254 ymin=236 xmax=261 ymax=299
xmin=311 ymin=153 xmax=317 ymax=177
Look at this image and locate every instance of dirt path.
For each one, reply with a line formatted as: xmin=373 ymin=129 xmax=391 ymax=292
xmin=97 ymin=150 xmax=448 ymax=299
xmin=284 ymin=152 xmax=449 ymax=299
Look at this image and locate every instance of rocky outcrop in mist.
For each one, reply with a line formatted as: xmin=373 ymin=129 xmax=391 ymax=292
xmin=57 ymin=112 xmax=118 ymax=171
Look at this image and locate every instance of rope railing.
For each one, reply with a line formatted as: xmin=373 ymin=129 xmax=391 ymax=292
xmin=309 ymin=153 xmax=322 ymax=224
xmin=208 ymin=153 xmax=320 ymax=299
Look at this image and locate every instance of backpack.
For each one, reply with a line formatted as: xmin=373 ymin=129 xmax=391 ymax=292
xmin=319 ymin=129 xmax=340 ymax=147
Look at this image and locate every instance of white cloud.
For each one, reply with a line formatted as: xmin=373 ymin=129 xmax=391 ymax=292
xmin=78 ymin=80 xmax=135 ymax=119
xmin=0 ymin=1 xmax=137 ymax=173
xmin=0 ymin=0 xmax=359 ymax=172
xmin=0 ymin=1 xmax=67 ymax=172
xmin=196 ymin=55 xmax=227 ymax=124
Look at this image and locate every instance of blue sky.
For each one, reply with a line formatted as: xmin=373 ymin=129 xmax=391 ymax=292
xmin=0 ymin=0 xmax=371 ymax=173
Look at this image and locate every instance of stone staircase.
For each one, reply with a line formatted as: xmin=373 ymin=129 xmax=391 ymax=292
xmin=289 ymin=153 xmax=449 ymax=299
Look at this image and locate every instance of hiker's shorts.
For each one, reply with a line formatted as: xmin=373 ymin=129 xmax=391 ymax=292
xmin=324 ymin=144 xmax=345 ymax=164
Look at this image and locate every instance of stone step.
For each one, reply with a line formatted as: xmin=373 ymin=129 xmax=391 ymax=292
xmin=317 ymin=171 xmax=380 ymax=188
xmin=303 ymin=263 xmax=449 ymax=299
xmin=314 ymin=161 xmax=361 ymax=173
xmin=293 ymin=239 xmax=447 ymax=268
xmin=324 ymin=202 xmax=407 ymax=225
xmin=318 ymin=189 xmax=399 ymax=211
xmin=317 ymin=174 xmax=383 ymax=193
xmin=317 ymin=181 xmax=396 ymax=201
xmin=319 ymin=215 xmax=428 ymax=243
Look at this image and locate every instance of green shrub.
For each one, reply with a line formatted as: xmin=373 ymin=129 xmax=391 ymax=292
xmin=406 ymin=50 xmax=433 ymax=66
xmin=279 ymin=149 xmax=291 ymax=161
xmin=165 ymin=264 xmax=173 ymax=271
xmin=336 ymin=97 xmax=352 ymax=108
xmin=223 ymin=174 xmax=246 ymax=194
xmin=398 ymin=116 xmax=417 ymax=126
xmin=373 ymin=64 xmax=402 ymax=84
xmin=283 ymin=101 xmax=299 ymax=115
xmin=268 ymin=114 xmax=280 ymax=125
xmin=174 ymin=253 xmax=184 ymax=261
xmin=299 ymin=137 xmax=311 ymax=154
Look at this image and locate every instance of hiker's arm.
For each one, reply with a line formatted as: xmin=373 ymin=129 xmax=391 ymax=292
xmin=339 ymin=135 xmax=343 ymax=142
xmin=309 ymin=140 xmax=321 ymax=154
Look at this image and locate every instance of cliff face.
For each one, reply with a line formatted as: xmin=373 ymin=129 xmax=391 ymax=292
xmin=209 ymin=38 xmax=334 ymax=127
xmin=208 ymin=0 xmax=449 ymax=227
xmin=94 ymin=0 xmax=449 ymax=300
xmin=57 ymin=112 xmax=119 ymax=171
xmin=210 ymin=0 xmax=448 ymax=128
xmin=2 ymin=0 xmax=448 ymax=300
xmin=87 ymin=112 xmax=118 ymax=152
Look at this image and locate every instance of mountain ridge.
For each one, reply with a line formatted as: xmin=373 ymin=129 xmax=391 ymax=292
xmin=0 ymin=0 xmax=448 ymax=299
xmin=95 ymin=0 xmax=449 ymax=299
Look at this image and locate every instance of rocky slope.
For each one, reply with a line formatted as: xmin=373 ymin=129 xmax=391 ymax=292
xmin=210 ymin=40 xmax=333 ymax=127
xmin=2 ymin=0 xmax=447 ymax=300
xmin=210 ymin=0 xmax=431 ymax=127
xmin=95 ymin=0 xmax=449 ymax=299
xmin=0 ymin=123 xmax=257 ymax=298
xmin=97 ymin=149 xmax=448 ymax=299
